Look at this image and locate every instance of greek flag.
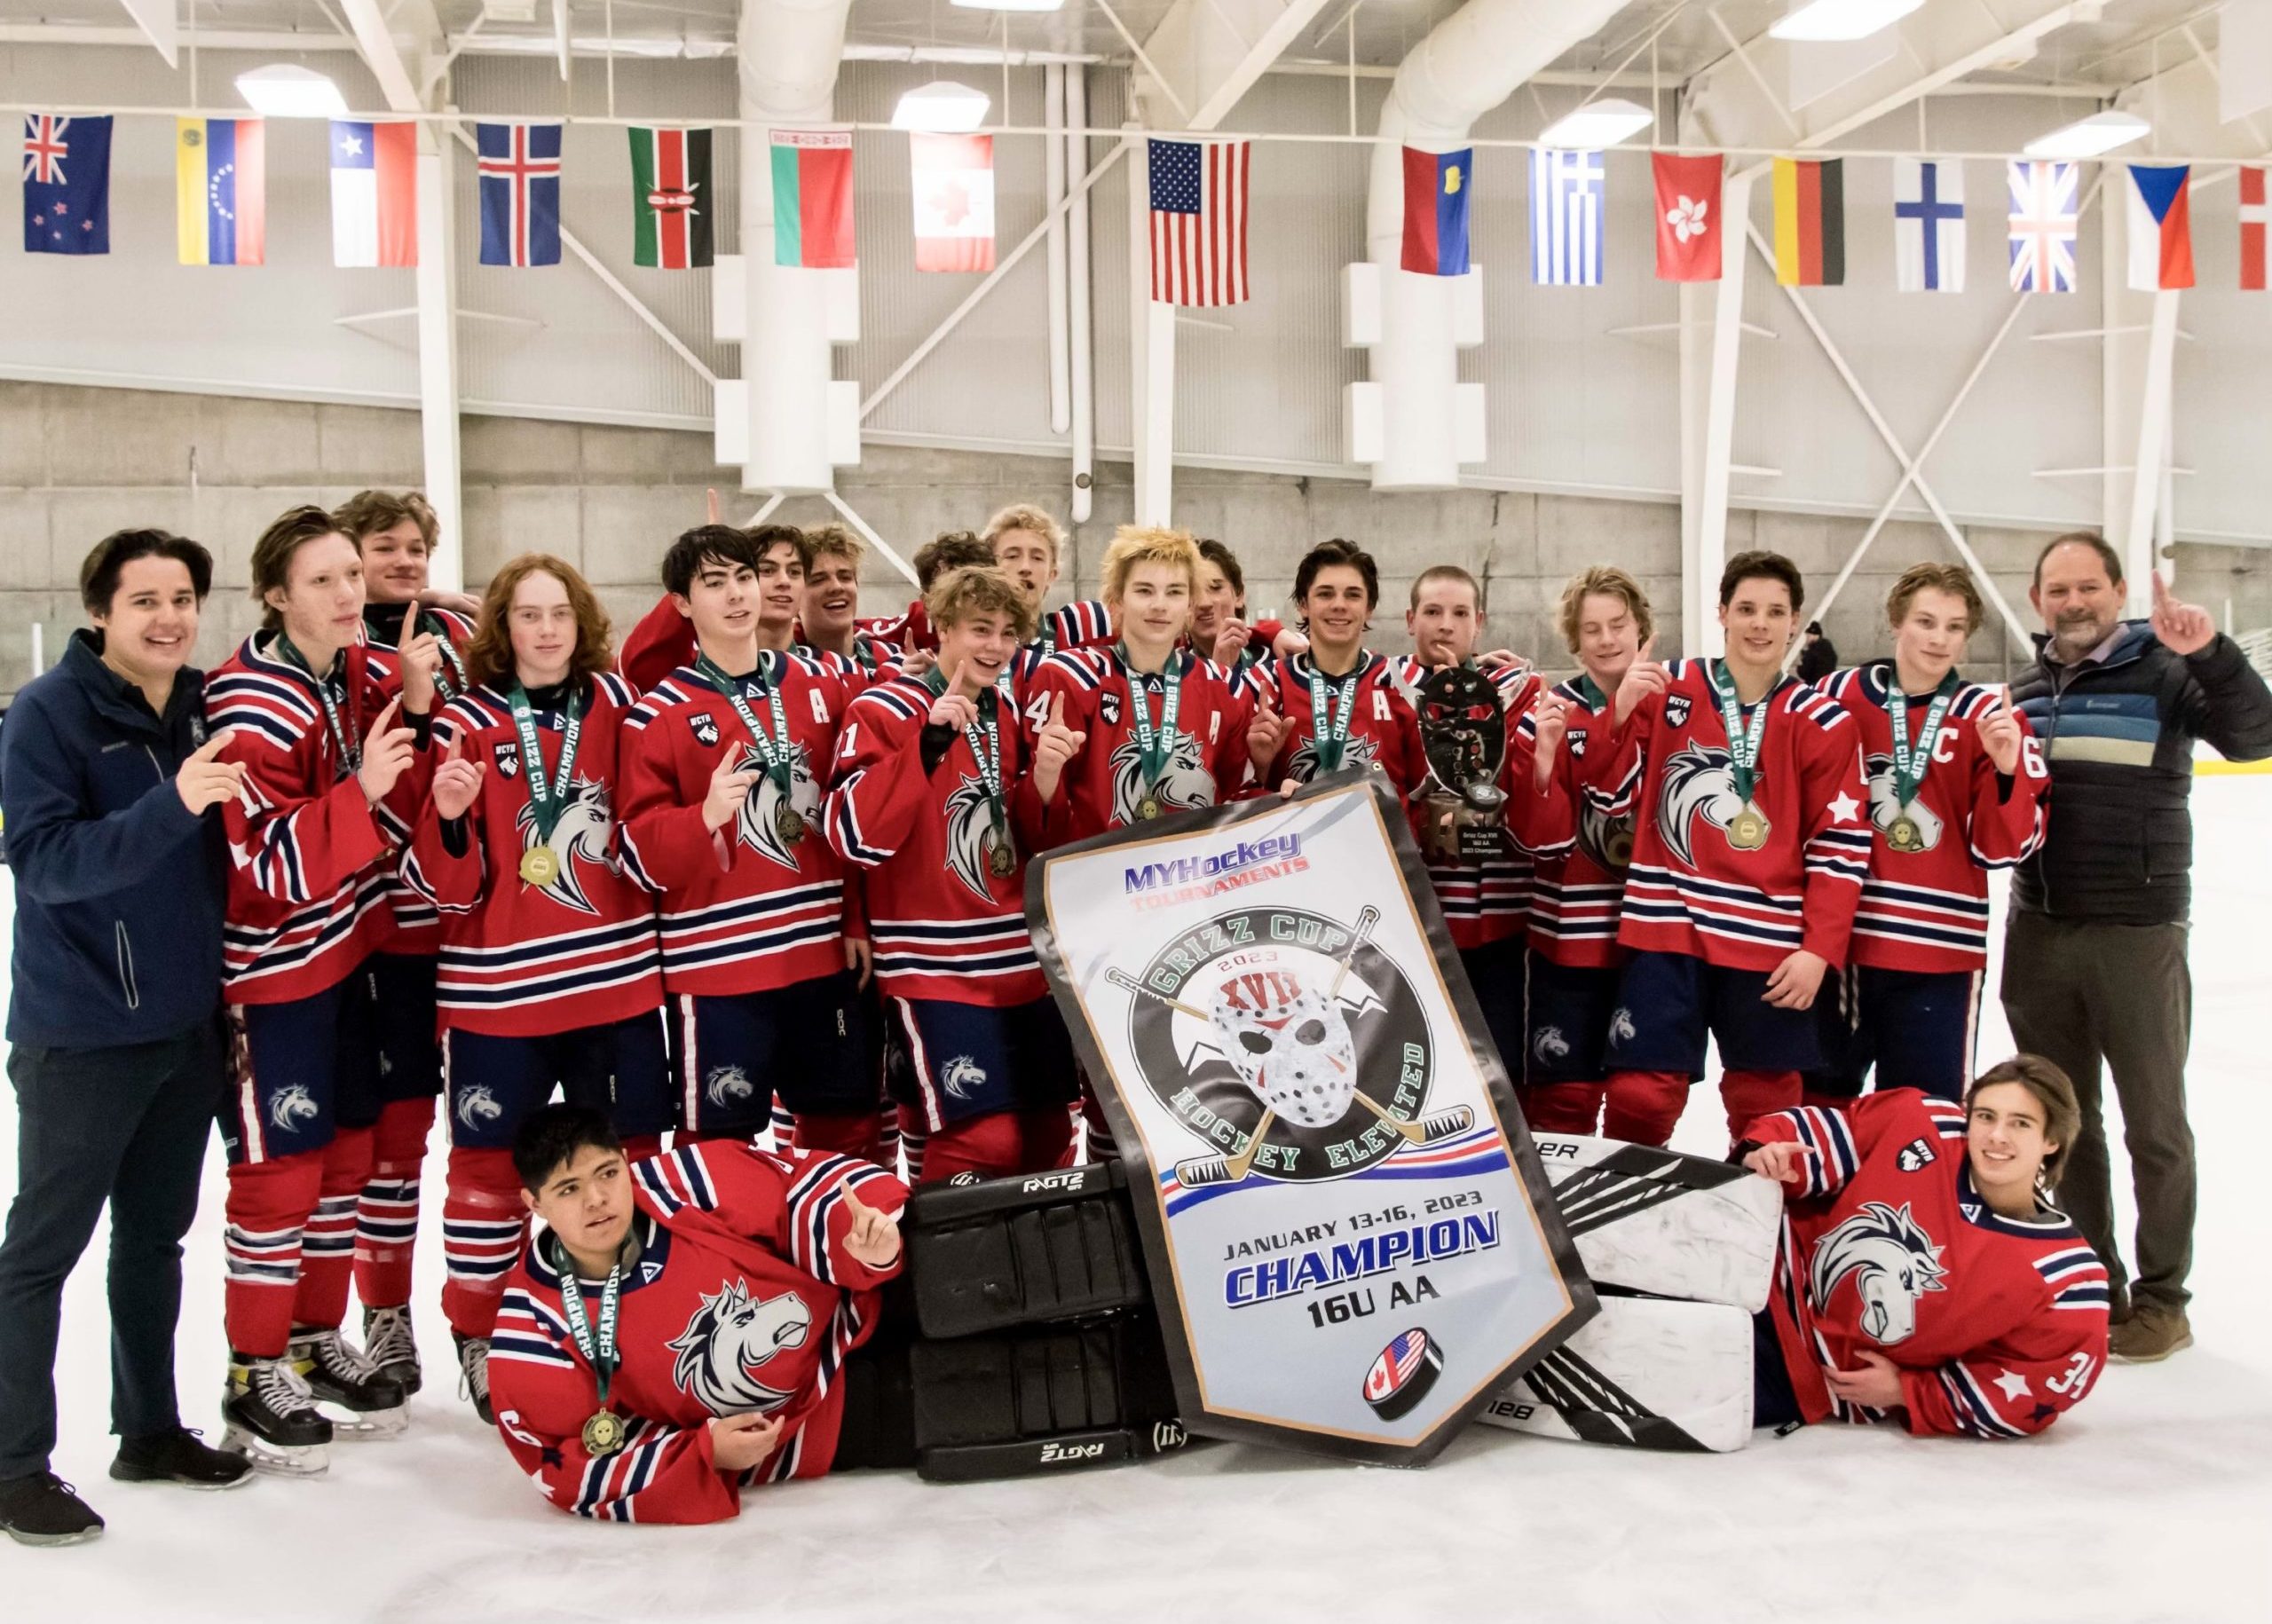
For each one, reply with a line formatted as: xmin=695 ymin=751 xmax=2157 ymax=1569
xmin=1530 ymin=147 xmax=1605 ymax=286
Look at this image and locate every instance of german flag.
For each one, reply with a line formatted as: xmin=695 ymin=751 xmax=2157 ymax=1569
xmin=1772 ymin=158 xmax=1844 ymax=287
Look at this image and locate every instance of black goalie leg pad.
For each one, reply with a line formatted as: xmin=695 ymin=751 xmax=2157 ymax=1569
xmin=904 ymin=1162 xmax=1149 ymax=1340
xmin=910 ymin=1313 xmax=1187 ymax=1483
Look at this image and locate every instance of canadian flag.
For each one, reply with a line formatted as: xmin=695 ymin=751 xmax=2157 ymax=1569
xmin=2242 ymin=166 xmax=2266 ymax=292
xmin=911 ymin=132 xmax=995 ymax=273
xmin=1653 ymin=151 xmax=1724 ymax=282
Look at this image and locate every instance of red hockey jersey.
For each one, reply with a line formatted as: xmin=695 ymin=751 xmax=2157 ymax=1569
xmin=1818 ymin=664 xmax=2049 ymax=974
xmin=404 ymin=674 xmax=664 ymax=1037
xmin=1245 ymin=650 xmax=1428 ymax=801
xmin=802 ymin=635 xmax=907 ymax=698
xmin=1390 ymin=658 xmax=1574 ymax=950
xmin=363 ymin=603 xmax=476 ymax=956
xmin=1528 ymin=676 xmax=1637 ymax=969
xmin=207 ymin=636 xmax=423 ymax=1004
xmin=821 ymin=675 xmax=1048 ymax=1005
xmin=1749 ymin=1089 xmax=2110 ymax=1439
xmin=1018 ymin=646 xmax=1255 ymax=845
xmin=489 ymin=1142 xmax=907 ymax=1523
xmin=1586 ymin=660 xmax=1870 ymax=971
xmin=1003 ymin=598 xmax=1116 ymax=702
xmin=617 ymin=656 xmax=858 ymax=998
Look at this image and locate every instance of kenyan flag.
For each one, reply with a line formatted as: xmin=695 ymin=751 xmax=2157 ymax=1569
xmin=630 ymin=126 xmax=713 ymax=269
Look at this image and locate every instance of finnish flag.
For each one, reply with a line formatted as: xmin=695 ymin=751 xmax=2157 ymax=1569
xmin=1894 ymin=158 xmax=1965 ymax=293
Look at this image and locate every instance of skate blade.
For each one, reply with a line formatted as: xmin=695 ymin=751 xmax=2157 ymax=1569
xmin=320 ymin=1401 xmax=409 ymax=1439
xmin=221 ymin=1425 xmax=330 ymax=1478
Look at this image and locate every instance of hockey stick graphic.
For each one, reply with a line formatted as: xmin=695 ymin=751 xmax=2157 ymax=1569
xmin=1106 ymin=967 xmax=1206 ymax=1021
xmin=1351 ymin=1088 xmax=1475 ymax=1147
xmin=1107 ymin=968 xmax=1270 ymax=1187
xmin=1328 ymin=905 xmax=1380 ymax=1000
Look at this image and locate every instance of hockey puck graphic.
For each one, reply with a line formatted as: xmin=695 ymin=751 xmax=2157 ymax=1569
xmin=1361 ymin=1328 xmax=1443 ymax=1422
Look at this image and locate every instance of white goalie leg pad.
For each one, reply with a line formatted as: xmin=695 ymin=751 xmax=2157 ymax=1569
xmin=1477 ymin=1296 xmax=1755 ymax=1454
xmin=1533 ymin=1133 xmax=1783 ymax=1313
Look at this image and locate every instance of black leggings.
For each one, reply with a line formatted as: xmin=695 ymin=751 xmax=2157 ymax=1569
xmin=832 ymin=1333 xmax=918 ymax=1471
xmin=1751 ymin=1308 xmax=1803 ymax=1431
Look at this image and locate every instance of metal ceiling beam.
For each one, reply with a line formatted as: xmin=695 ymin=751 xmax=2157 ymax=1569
xmin=1132 ymin=0 xmax=1337 ymax=131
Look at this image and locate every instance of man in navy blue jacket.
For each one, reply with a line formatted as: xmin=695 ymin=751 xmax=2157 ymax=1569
xmin=0 ymin=530 xmax=252 ymax=1545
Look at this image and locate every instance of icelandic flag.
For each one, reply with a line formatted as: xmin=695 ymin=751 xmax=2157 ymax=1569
xmin=1892 ymin=158 xmax=1963 ymax=292
xmin=330 ymin=120 xmax=418 ymax=268
xmin=177 ymin=118 xmax=264 ymax=266
xmin=1530 ymin=147 xmax=1604 ymax=286
xmin=21 ymin=114 xmax=111 ymax=256
xmin=1400 ymin=146 xmax=1472 ymax=276
xmin=2126 ymin=164 xmax=2195 ymax=291
xmin=477 ymin=122 xmax=563 ymax=267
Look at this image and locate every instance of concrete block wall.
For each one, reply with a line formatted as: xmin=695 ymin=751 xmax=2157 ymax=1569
xmin=4 ymin=380 xmax=2262 ymax=702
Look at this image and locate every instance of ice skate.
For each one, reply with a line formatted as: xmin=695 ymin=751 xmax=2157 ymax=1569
xmin=362 ymin=1304 xmax=424 ymax=1396
xmin=220 ymin=1354 xmax=333 ymax=1478
xmin=454 ymin=1331 xmax=493 ymax=1427
xmin=288 ymin=1327 xmax=409 ymax=1439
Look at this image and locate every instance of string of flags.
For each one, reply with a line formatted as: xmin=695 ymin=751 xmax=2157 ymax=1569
xmin=13 ymin=113 xmax=2263 ymax=300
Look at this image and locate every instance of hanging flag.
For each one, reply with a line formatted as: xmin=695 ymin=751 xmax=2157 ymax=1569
xmin=2126 ymin=164 xmax=2195 ymax=291
xmin=2007 ymin=159 xmax=2078 ymax=293
xmin=1529 ymin=148 xmax=1604 ymax=286
xmin=1771 ymin=157 xmax=1844 ymax=287
xmin=1148 ymin=138 xmax=1249 ymax=306
xmin=330 ymin=121 xmax=417 ymax=268
xmin=175 ymin=117 xmax=264 ymax=267
xmin=1652 ymin=151 xmax=1723 ymax=281
xmin=477 ymin=122 xmax=563 ymax=267
xmin=771 ymin=129 xmax=856 ymax=269
xmin=910 ymin=132 xmax=995 ymax=273
xmin=629 ymin=126 xmax=714 ymax=269
xmin=2243 ymin=166 xmax=2267 ymax=292
xmin=21 ymin=114 xmax=111 ymax=256
xmin=1400 ymin=146 xmax=1472 ymax=276
xmin=1892 ymin=157 xmax=1963 ymax=293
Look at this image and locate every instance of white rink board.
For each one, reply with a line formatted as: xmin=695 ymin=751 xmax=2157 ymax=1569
xmin=4 ymin=781 xmax=2271 ymax=1622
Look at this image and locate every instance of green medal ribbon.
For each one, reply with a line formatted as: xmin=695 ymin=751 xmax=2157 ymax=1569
xmin=696 ymin=651 xmax=797 ymax=799
xmin=545 ymin=1233 xmax=622 ymax=1411
xmin=1887 ymin=668 xmax=1961 ymax=812
xmin=1122 ymin=645 xmax=1188 ymax=787
xmin=966 ymin=689 xmax=1008 ymax=834
xmin=507 ymin=682 xmax=585 ymax=846
xmin=420 ymin=611 xmax=468 ymax=700
xmin=1306 ymin=657 xmax=1363 ymax=776
xmin=1573 ymin=673 xmax=1609 ymax=712
xmin=277 ymin=637 xmax=363 ymax=778
xmin=1707 ymin=658 xmax=1774 ymax=808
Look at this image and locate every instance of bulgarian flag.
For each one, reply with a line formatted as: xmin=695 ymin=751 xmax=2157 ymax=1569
xmin=629 ymin=126 xmax=713 ymax=269
xmin=771 ymin=128 xmax=856 ymax=268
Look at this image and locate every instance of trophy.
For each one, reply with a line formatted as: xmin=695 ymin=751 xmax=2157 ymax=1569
xmin=1416 ymin=665 xmax=1511 ymax=863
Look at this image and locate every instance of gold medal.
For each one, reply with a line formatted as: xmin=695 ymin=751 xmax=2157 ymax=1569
xmin=1605 ymin=824 xmax=1636 ymax=870
xmin=1888 ymin=815 xmax=1922 ymax=853
xmin=986 ymin=826 xmax=1017 ymax=878
xmin=1135 ymin=793 xmax=1163 ymax=822
xmin=776 ymin=802 xmax=806 ymax=845
xmin=581 ymin=1409 xmax=627 ymax=1458
xmin=1728 ymin=805 xmax=1770 ymax=851
xmin=519 ymin=846 xmax=561 ymax=887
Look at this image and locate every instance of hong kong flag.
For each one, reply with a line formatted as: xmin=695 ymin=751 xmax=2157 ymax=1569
xmin=1653 ymin=151 xmax=1724 ymax=282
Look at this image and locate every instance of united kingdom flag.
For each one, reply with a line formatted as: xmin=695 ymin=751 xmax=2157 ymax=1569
xmin=2008 ymin=160 xmax=2079 ymax=294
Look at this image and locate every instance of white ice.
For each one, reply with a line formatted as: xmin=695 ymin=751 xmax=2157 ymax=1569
xmin=6 ymin=783 xmax=2270 ymax=1622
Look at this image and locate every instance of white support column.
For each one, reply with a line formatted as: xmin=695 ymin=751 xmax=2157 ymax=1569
xmin=1126 ymin=127 xmax=1175 ymax=524
xmin=1067 ymin=66 xmax=1096 ymax=523
xmin=414 ymin=127 xmax=463 ymax=590
xmin=1688 ymin=170 xmax=1755 ymax=659
xmin=1045 ymin=63 xmax=1070 ymax=437
xmin=2126 ymin=290 xmax=2181 ymax=610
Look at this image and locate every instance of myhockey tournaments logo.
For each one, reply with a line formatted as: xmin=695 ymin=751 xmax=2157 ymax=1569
xmin=1108 ymin=904 xmax=1467 ymax=1187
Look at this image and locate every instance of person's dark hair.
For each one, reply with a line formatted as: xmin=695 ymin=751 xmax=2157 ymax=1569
xmin=914 ymin=531 xmax=994 ymax=589
xmin=1196 ymin=538 xmax=1245 ymax=603
xmin=1294 ymin=539 xmax=1380 ymax=610
xmin=1966 ymin=1054 xmax=2081 ymax=1195
xmin=250 ymin=504 xmax=354 ymax=634
xmin=1805 ymin=619 xmax=1825 ymax=636
xmin=661 ymin=524 xmax=763 ymax=598
xmin=2031 ymin=530 xmax=2125 ymax=592
xmin=81 ymin=528 xmax=214 ymax=617
xmin=746 ymin=523 xmax=807 ymax=566
xmin=1718 ymin=549 xmax=1805 ymax=613
xmin=513 ymin=1104 xmax=624 ymax=1193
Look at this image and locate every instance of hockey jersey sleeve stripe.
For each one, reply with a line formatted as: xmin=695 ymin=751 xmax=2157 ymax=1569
xmin=824 ymin=774 xmax=895 ymax=868
xmin=1937 ymin=1362 xmax=2029 ymax=1439
xmin=632 ymin=1156 xmax=686 ymax=1216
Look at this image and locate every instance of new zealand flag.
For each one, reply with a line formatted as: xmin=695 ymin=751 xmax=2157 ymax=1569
xmin=22 ymin=114 xmax=112 ymax=256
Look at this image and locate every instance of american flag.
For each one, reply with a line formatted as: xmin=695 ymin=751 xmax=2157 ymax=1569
xmin=1364 ymin=1328 xmax=1432 ymax=1402
xmin=2007 ymin=160 xmax=2078 ymax=294
xmin=1148 ymin=138 xmax=1248 ymax=306
xmin=1530 ymin=147 xmax=1605 ymax=286
xmin=477 ymin=121 xmax=563 ymax=267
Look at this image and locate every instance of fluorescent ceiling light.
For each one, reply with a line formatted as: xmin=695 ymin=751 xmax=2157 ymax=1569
xmin=951 ymin=0 xmax=1065 ymax=10
xmin=235 ymin=63 xmax=349 ymax=118
xmin=1537 ymin=98 xmax=1653 ymax=149
xmin=891 ymin=81 xmax=991 ymax=133
xmin=2023 ymin=109 xmax=2150 ymax=159
xmin=1768 ymin=0 xmax=1924 ymax=42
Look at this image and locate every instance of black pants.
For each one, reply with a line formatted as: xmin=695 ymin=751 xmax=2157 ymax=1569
xmin=0 ymin=1022 xmax=224 ymax=1478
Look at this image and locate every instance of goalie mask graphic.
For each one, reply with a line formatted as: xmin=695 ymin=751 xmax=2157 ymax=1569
xmin=1208 ymin=963 xmax=1359 ymax=1131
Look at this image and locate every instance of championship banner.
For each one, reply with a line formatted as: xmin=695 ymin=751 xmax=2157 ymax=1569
xmin=1028 ymin=773 xmax=1596 ymax=1464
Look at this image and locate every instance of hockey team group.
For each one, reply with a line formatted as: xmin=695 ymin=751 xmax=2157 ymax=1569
xmin=4 ymin=492 xmax=2268 ymax=1540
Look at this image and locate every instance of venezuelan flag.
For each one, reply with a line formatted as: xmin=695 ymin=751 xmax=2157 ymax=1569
xmin=177 ymin=117 xmax=264 ymax=266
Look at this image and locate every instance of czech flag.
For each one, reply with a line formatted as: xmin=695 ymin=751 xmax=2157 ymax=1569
xmin=1400 ymin=146 xmax=1472 ymax=276
xmin=330 ymin=120 xmax=418 ymax=268
xmin=771 ymin=129 xmax=856 ymax=269
xmin=176 ymin=117 xmax=264 ymax=266
xmin=2126 ymin=164 xmax=2195 ymax=292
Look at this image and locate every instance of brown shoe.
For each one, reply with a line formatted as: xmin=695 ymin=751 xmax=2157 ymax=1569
xmin=2110 ymin=1305 xmax=2192 ymax=1363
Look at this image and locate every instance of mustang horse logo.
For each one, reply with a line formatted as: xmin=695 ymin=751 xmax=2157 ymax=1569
xmin=514 ymin=777 xmax=615 ymax=917
xmin=667 ymin=1280 xmax=813 ymax=1414
xmin=1109 ymin=732 xmax=1213 ymax=825
xmin=1657 ymin=742 xmax=1747 ymax=867
xmin=1810 ymin=1200 xmax=1949 ymax=1346
xmin=1862 ymin=752 xmax=1945 ymax=851
xmin=735 ymin=742 xmax=822 ymax=871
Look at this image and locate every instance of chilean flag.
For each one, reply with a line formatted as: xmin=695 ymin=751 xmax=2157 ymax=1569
xmin=329 ymin=120 xmax=417 ymax=267
xmin=1400 ymin=146 xmax=1472 ymax=276
xmin=2126 ymin=164 xmax=2194 ymax=291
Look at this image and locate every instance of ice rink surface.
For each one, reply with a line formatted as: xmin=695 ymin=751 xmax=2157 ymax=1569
xmin=5 ymin=783 xmax=2269 ymax=1622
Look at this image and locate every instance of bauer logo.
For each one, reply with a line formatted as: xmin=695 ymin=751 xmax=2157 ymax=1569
xmin=1362 ymin=1328 xmax=1444 ymax=1422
